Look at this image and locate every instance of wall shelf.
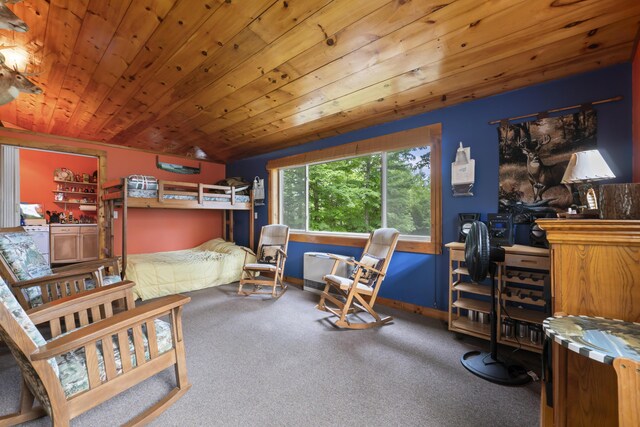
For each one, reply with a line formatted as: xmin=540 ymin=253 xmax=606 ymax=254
xmin=52 ymin=190 xmax=97 ymax=196
xmin=54 ymin=179 xmax=97 ymax=186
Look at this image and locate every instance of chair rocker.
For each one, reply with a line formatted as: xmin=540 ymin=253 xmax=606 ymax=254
xmin=0 ymin=274 xmax=191 ymax=426
xmin=316 ymin=228 xmax=400 ymax=329
xmin=238 ymin=224 xmax=289 ymax=299
xmin=0 ymin=227 xmax=122 ymax=310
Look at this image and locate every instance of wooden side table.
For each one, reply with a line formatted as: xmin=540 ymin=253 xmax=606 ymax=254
xmin=544 ymin=315 xmax=640 ymax=426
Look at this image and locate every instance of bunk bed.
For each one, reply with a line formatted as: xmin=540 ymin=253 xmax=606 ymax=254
xmin=102 ymin=176 xmax=255 ymax=287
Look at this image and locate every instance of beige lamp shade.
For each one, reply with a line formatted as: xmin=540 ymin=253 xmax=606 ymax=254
xmin=561 ymin=149 xmax=615 ymax=184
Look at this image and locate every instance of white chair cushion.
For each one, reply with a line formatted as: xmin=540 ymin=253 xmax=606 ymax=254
xmin=324 ymin=274 xmax=374 ymax=295
xmin=244 ymin=263 xmax=278 ymax=271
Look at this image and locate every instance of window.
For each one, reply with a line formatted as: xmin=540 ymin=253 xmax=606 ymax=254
xmin=267 ymin=124 xmax=441 ymax=254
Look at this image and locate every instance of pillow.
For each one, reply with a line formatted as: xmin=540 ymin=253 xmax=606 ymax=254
xmin=350 ymin=253 xmax=385 ymax=286
xmin=259 ymin=244 xmax=283 ymax=265
xmin=127 ymin=175 xmax=158 ymax=190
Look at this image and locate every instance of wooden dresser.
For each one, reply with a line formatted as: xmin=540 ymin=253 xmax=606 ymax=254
xmin=537 ymin=219 xmax=640 ymax=426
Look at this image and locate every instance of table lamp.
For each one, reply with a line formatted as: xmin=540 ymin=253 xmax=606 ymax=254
xmin=561 ymin=149 xmax=615 ymax=214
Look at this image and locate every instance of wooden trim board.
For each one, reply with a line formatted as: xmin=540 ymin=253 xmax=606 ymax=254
xmin=266 ymin=123 xmax=442 ymax=254
xmin=0 ymin=135 xmax=108 ymax=260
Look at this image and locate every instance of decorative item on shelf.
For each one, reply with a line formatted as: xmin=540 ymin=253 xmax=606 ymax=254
xmin=54 ymin=192 xmax=64 ymax=201
xmin=560 ymin=149 xmax=615 ymax=218
xmin=487 ymin=213 xmax=514 ymax=247
xmin=156 ymin=155 xmax=201 ymax=174
xmin=458 ymin=213 xmax=480 ymax=242
xmin=46 ymin=210 xmax=60 ymax=223
xmin=54 ymin=167 xmax=74 ymax=181
xmin=598 ymin=183 xmax=640 ymax=219
xmin=82 ymin=172 xmax=90 ymax=182
xmin=452 ymin=142 xmax=475 ymax=197
xmin=91 ymin=170 xmax=98 ymax=182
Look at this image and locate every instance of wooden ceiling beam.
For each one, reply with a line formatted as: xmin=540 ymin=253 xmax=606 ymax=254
xmin=136 ymin=0 xmax=637 ymax=156
xmin=67 ymin=0 xmax=219 ymax=139
xmin=221 ymin=27 xmax=635 ymax=159
xmin=213 ymin=13 xmax=639 ymax=156
xmin=225 ymin=41 xmax=632 ymax=162
xmin=88 ymin=0 xmax=275 ymax=143
xmin=60 ymin=0 xmax=182 ymax=139
xmin=102 ymin=0 xmax=392 ymax=153
xmin=31 ymin=0 xmax=90 ymax=134
xmin=164 ymin=0 xmax=494 ymax=145
xmin=1 ymin=1 xmax=638 ymax=161
xmin=47 ymin=0 xmax=133 ymax=135
xmin=217 ymin=1 xmax=637 ymax=142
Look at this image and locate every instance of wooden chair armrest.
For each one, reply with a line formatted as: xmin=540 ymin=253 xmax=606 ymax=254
xmin=53 ymin=257 xmax=121 ymax=275
xmin=27 ymin=281 xmax=135 ymax=325
xmin=326 ymin=253 xmax=355 ymax=265
xmin=239 ymin=246 xmax=256 ymax=256
xmin=276 ymin=248 xmax=287 ymax=259
xmin=11 ymin=267 xmax=101 ymax=288
xmin=351 ymin=259 xmax=384 ymax=275
xmin=31 ymin=294 xmax=190 ymax=361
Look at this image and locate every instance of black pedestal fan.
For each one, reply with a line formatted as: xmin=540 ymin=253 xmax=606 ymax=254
xmin=460 ymin=221 xmax=531 ymax=386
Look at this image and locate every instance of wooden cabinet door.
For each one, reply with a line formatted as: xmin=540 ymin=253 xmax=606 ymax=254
xmin=50 ymin=233 xmax=79 ymax=263
xmin=80 ymin=232 xmax=98 ymax=261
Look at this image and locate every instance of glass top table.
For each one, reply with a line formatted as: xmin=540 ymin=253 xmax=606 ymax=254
xmin=543 ymin=315 xmax=640 ymax=364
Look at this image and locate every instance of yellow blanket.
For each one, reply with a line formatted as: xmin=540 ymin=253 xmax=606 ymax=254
xmin=125 ymin=239 xmax=255 ymax=300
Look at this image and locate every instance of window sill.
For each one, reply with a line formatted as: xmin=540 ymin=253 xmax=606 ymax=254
xmin=289 ymin=231 xmax=441 ymax=255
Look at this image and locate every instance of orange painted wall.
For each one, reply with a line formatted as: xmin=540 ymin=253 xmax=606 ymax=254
xmin=20 ymin=149 xmax=98 ymax=222
xmin=634 ymin=42 xmax=640 ymax=182
xmin=1 ymin=128 xmax=226 ymax=255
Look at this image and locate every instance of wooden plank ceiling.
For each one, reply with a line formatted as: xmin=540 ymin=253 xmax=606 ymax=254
xmin=0 ymin=0 xmax=638 ymax=163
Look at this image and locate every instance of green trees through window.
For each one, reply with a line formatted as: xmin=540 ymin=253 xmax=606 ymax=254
xmin=280 ymin=146 xmax=431 ymax=237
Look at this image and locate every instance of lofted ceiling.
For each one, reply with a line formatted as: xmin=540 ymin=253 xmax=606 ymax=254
xmin=0 ymin=0 xmax=639 ymax=163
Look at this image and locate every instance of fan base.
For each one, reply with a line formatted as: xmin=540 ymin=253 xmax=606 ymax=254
xmin=461 ymin=351 xmax=531 ymax=386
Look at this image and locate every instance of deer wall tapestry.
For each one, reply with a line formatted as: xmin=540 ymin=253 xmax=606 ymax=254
xmin=498 ymin=109 xmax=597 ymax=223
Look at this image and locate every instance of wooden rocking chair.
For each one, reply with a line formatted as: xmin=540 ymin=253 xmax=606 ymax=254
xmin=0 ymin=227 xmax=122 ymax=310
xmin=316 ymin=228 xmax=400 ymax=329
xmin=238 ymin=224 xmax=289 ymax=299
xmin=0 ymin=273 xmax=191 ymax=426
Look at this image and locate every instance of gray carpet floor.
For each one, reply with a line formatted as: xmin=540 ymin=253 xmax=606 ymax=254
xmin=0 ymin=284 xmax=541 ymax=426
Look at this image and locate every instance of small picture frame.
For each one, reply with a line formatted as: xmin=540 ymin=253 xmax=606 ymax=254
xmin=82 ymin=173 xmax=90 ymax=183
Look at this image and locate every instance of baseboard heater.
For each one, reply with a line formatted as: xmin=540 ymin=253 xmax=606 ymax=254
xmin=303 ymin=252 xmax=353 ymax=294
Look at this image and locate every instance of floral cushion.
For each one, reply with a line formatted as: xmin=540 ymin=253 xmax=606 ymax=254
xmin=101 ymin=275 xmax=123 ymax=286
xmin=55 ymin=319 xmax=173 ymax=398
xmin=0 ymin=231 xmax=54 ymax=307
xmin=0 ymin=232 xmax=121 ymax=308
xmin=24 ymin=274 xmax=123 ymax=309
xmin=0 ymin=276 xmax=59 ymax=376
xmin=0 ymin=232 xmax=53 ymax=281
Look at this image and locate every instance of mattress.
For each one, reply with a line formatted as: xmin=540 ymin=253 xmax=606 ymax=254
xmin=124 ymin=238 xmax=255 ymax=300
xmin=127 ymin=188 xmax=250 ymax=203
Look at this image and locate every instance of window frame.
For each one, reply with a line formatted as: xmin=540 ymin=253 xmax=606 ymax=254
xmin=266 ymin=124 xmax=442 ymax=254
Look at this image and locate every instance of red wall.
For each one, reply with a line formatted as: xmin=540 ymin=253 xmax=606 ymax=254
xmin=634 ymin=42 xmax=640 ymax=182
xmin=20 ymin=149 xmax=98 ymax=222
xmin=1 ymin=128 xmax=226 ymax=255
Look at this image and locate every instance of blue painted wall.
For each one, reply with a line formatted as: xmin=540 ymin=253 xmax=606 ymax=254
xmin=228 ymin=63 xmax=633 ymax=312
